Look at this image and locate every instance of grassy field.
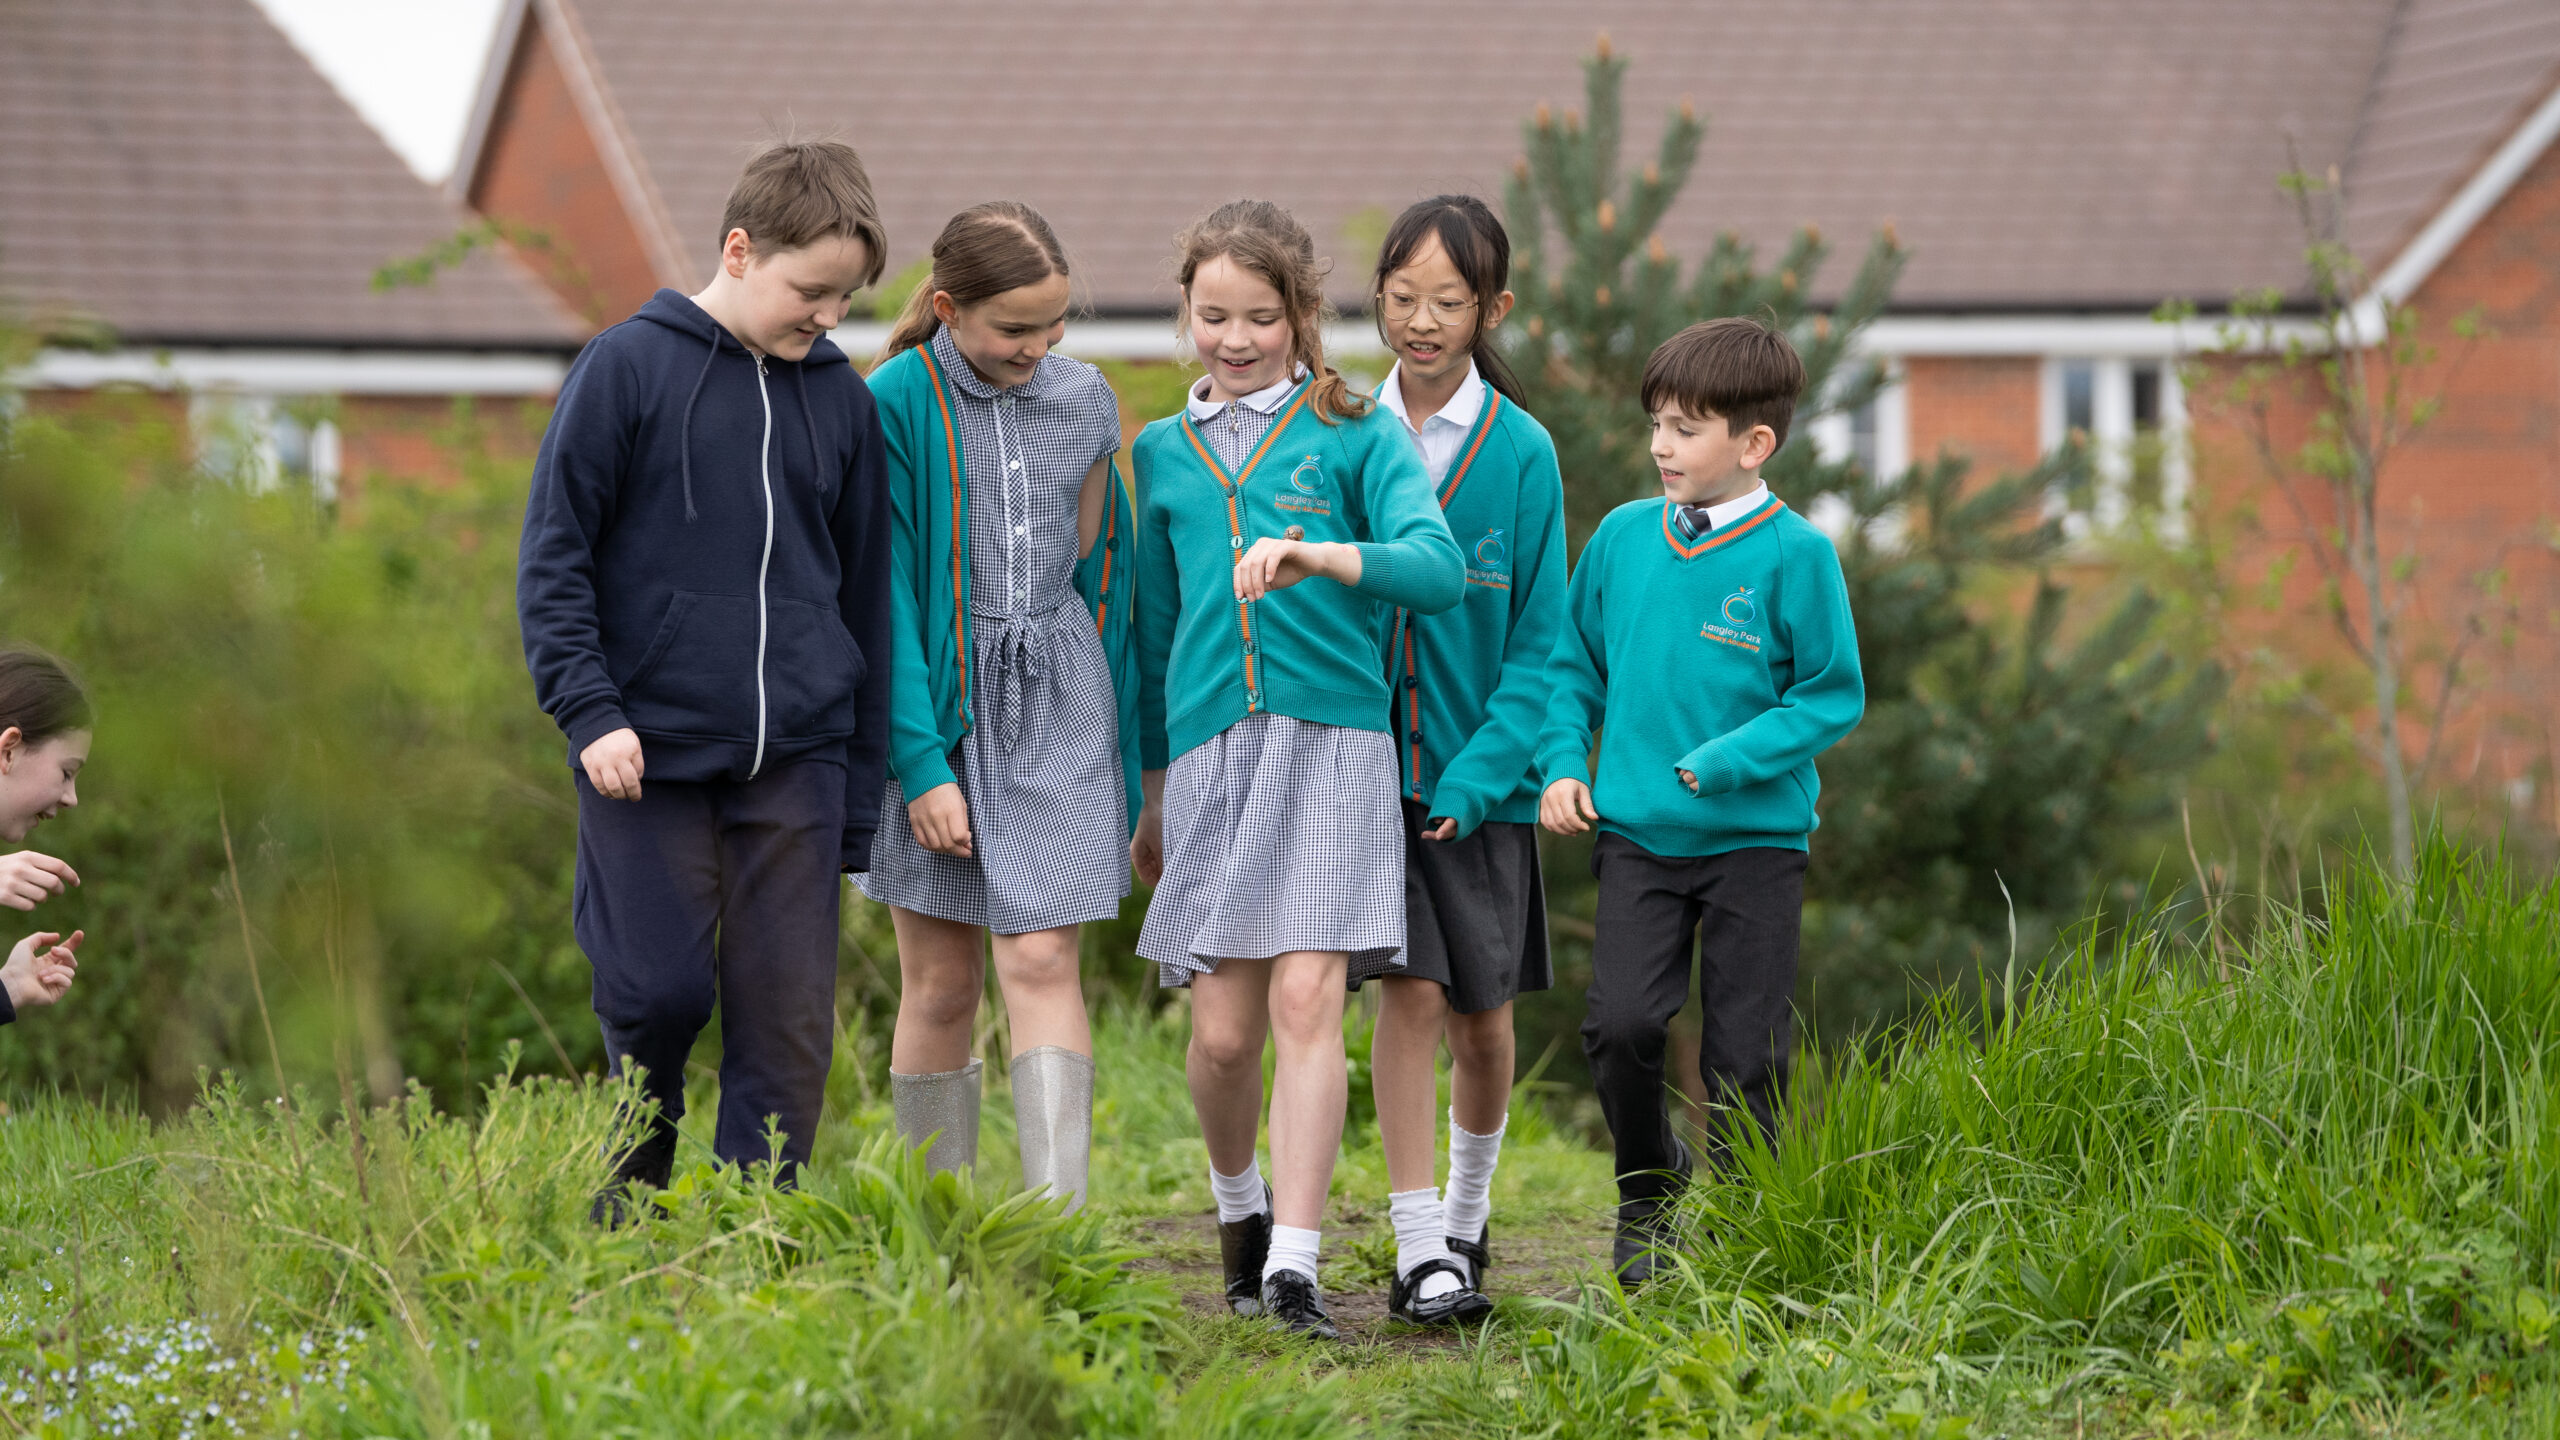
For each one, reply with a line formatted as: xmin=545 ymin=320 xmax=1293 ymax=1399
xmin=2 ymin=838 xmax=2552 ymax=1437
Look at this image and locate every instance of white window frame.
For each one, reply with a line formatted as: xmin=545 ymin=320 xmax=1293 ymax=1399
xmin=2038 ymin=355 xmax=2189 ymax=541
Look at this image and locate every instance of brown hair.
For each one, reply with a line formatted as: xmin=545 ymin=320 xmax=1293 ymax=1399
xmin=0 ymin=647 xmax=91 ymax=748
xmin=1371 ymin=194 xmax=1524 ymax=404
xmin=878 ymin=202 xmax=1071 ymax=362
xmin=1639 ymin=317 xmax=1806 ymax=451
xmin=716 ymin=139 xmax=889 ymax=286
xmin=1174 ymin=200 xmax=1368 ymax=425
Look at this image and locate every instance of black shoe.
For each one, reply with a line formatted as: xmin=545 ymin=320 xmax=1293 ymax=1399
xmin=1612 ymin=1196 xmax=1675 ymax=1289
xmin=588 ymin=1127 xmax=678 ymax=1228
xmin=1217 ymin=1184 xmax=1274 ymax=1316
xmin=1446 ymin=1222 xmax=1491 ymax=1292
xmin=1260 ymin=1268 xmax=1341 ymax=1340
xmin=1389 ymin=1257 xmax=1494 ymax=1327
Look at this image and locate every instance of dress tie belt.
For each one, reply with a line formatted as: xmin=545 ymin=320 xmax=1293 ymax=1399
xmin=970 ymin=596 xmax=1085 ymax=754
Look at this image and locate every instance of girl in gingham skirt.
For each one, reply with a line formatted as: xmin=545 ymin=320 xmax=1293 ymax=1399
xmin=862 ymin=203 xmax=1143 ymax=1215
xmin=1129 ymin=200 xmax=1465 ymax=1338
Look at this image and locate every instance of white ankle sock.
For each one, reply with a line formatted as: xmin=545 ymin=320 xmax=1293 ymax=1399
xmin=1442 ymin=1110 xmax=1508 ymax=1241
xmin=1210 ymin=1161 xmax=1268 ymax=1224
xmin=1390 ymin=1187 xmax=1461 ymax=1299
xmin=1262 ymin=1224 xmax=1320 ymax=1285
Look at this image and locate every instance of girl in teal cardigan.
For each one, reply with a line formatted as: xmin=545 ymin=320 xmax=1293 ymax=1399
xmin=1129 ymin=200 xmax=1463 ymax=1339
xmin=859 ymin=204 xmax=1142 ymax=1215
xmin=1358 ymin=195 xmax=1567 ymax=1328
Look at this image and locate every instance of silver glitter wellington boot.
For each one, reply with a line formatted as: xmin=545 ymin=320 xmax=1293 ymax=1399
xmin=890 ymin=1058 xmax=982 ymax=1176
xmin=1009 ymin=1046 xmax=1094 ymax=1214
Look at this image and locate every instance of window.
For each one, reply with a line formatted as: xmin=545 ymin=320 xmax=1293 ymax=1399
xmin=189 ymin=393 xmax=342 ymax=500
xmin=1806 ymin=364 xmax=1909 ymax=545
xmin=2039 ymin=357 xmax=2187 ymax=540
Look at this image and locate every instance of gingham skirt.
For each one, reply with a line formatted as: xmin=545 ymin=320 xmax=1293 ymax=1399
xmin=858 ymin=597 xmax=1130 ymax=934
xmin=1138 ymin=712 xmax=1406 ymax=988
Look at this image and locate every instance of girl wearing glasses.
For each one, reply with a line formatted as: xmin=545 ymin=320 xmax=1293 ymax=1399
xmin=1358 ymin=194 xmax=1567 ymax=1326
xmin=1129 ymin=199 xmax=1463 ymax=1338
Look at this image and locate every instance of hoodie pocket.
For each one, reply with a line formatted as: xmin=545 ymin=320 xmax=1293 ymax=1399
xmin=762 ymin=596 xmax=867 ymax=740
xmin=620 ymin=590 xmax=758 ymax=738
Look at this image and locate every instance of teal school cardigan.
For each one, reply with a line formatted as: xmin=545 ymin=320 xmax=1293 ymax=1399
xmin=868 ymin=343 xmax=1144 ymax=836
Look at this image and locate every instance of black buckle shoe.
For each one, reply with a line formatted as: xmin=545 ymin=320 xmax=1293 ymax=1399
xmin=1217 ymin=1184 xmax=1274 ymax=1316
xmin=1446 ymin=1222 xmax=1491 ymax=1292
xmin=1260 ymin=1268 xmax=1341 ymax=1340
xmin=1389 ymin=1257 xmax=1494 ymax=1327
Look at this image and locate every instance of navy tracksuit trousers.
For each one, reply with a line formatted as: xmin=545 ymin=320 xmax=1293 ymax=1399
xmin=574 ymin=755 xmax=844 ymax=1183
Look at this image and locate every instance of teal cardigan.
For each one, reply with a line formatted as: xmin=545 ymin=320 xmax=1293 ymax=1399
xmin=867 ymin=343 xmax=1144 ymax=835
xmin=1132 ymin=378 xmax=1464 ymax=768
xmin=1378 ymin=386 xmax=1569 ymax=837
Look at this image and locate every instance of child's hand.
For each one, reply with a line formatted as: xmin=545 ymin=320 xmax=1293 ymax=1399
xmin=1232 ymin=538 xmax=1359 ymax=602
xmin=1679 ymin=768 xmax=1700 ymax=794
xmin=1541 ymin=779 xmax=1599 ymax=835
xmin=3 ymin=929 xmax=81 ymax=1013
xmin=1420 ymin=817 xmax=1458 ymax=841
xmin=0 ymin=851 xmax=78 ymax=911
xmin=1130 ymin=805 xmax=1164 ymax=886
xmin=908 ymin=783 xmax=973 ymax=858
xmin=581 ymin=728 xmax=645 ymax=801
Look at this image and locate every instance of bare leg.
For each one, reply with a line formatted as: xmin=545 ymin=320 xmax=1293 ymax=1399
xmin=1264 ymin=950 xmax=1350 ymax=1231
xmin=989 ymin=925 xmax=1091 ymax=1057
xmin=1371 ymin=975 xmax=1450 ymax=1194
xmin=889 ymin=906 xmax=986 ymax=1075
xmin=1445 ymin=1001 xmax=1517 ymax=1136
xmin=1186 ymin=956 xmax=1272 ymax=1179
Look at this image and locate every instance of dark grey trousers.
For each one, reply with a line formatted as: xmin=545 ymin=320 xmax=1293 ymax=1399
xmin=1581 ymin=834 xmax=1807 ymax=1206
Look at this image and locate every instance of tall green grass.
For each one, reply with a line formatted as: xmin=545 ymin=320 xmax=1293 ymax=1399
xmin=1423 ymin=836 xmax=2556 ymax=1436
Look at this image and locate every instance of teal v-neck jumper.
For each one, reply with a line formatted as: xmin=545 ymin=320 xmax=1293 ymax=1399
xmin=1537 ymin=492 xmax=1864 ymax=857
xmin=868 ymin=344 xmax=1144 ymax=834
xmin=1132 ymin=379 xmax=1465 ymax=768
xmin=1378 ymin=386 xmax=1569 ymax=837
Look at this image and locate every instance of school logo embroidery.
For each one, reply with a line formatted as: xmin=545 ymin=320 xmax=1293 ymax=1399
xmin=1275 ymin=455 xmax=1333 ymax=518
xmin=1700 ymin=584 xmax=1762 ymax=654
xmin=1465 ymin=528 xmax=1512 ymax=591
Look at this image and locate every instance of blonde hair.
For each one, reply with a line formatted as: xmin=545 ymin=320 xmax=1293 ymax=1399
xmin=1173 ymin=200 xmax=1369 ymax=425
xmin=878 ymin=202 xmax=1070 ymax=363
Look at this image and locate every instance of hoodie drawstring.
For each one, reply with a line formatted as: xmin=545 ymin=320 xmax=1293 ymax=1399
xmin=677 ymin=331 xmax=721 ymax=523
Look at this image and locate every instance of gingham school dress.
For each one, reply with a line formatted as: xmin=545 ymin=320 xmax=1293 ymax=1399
xmin=857 ymin=329 xmax=1130 ymax=934
xmin=1136 ymin=380 xmax=1407 ymax=988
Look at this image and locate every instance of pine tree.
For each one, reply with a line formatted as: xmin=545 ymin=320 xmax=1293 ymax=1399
xmin=1504 ymin=40 xmax=2227 ymax=1035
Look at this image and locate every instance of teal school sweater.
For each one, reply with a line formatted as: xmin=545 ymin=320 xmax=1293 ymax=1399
xmin=1379 ymin=386 xmax=1569 ymax=836
xmin=1133 ymin=378 xmax=1465 ymax=768
xmin=867 ymin=343 xmax=1144 ymax=834
xmin=1536 ymin=492 xmax=1864 ymax=857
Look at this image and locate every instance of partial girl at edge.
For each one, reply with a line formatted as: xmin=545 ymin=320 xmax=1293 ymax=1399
xmin=1129 ymin=199 xmax=1464 ymax=1338
xmin=862 ymin=203 xmax=1142 ymax=1214
xmin=0 ymin=647 xmax=91 ymax=1024
xmin=1356 ymin=195 xmax=1567 ymax=1326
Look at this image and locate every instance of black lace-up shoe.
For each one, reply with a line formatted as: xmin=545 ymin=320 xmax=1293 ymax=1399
xmin=1446 ymin=1222 xmax=1491 ymax=1292
xmin=1260 ymin=1268 xmax=1341 ymax=1340
xmin=1389 ymin=1258 xmax=1494 ymax=1327
xmin=1217 ymin=1184 xmax=1274 ymax=1316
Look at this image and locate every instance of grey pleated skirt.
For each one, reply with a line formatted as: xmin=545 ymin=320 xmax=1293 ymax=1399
xmin=858 ymin=599 xmax=1130 ymax=935
xmin=1138 ymin=712 xmax=1406 ymax=988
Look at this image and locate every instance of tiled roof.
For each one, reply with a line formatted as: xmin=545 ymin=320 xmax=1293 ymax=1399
xmin=2343 ymin=0 xmax=2560 ymax=266
xmin=471 ymin=0 xmax=2560 ymax=315
xmin=0 ymin=0 xmax=586 ymax=350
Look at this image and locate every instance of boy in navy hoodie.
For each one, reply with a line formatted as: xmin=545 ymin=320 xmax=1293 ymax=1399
xmin=518 ymin=140 xmax=893 ymax=1211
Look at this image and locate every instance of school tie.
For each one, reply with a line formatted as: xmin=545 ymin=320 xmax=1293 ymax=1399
xmin=1675 ymin=503 xmax=1716 ymax=538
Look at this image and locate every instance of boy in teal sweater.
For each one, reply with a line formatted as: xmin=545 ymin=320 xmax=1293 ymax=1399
xmin=1537 ymin=318 xmax=1864 ymax=1286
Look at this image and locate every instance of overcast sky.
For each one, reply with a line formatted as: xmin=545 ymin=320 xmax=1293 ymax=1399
xmin=252 ymin=0 xmax=508 ymax=183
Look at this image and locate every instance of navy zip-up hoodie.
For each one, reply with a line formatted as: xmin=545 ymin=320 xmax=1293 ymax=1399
xmin=518 ymin=290 xmax=893 ymax=870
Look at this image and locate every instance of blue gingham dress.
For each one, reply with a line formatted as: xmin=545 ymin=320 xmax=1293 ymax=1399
xmin=1135 ymin=384 xmax=1407 ymax=988
xmin=856 ymin=328 xmax=1130 ymax=934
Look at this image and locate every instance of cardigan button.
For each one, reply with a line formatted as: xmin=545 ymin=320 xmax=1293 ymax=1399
xmin=1407 ymin=731 xmax=1424 ymax=744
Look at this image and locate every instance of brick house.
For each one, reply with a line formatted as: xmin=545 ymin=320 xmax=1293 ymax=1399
xmin=451 ymin=0 xmax=2560 ymax=818
xmin=0 ymin=0 xmax=588 ymax=490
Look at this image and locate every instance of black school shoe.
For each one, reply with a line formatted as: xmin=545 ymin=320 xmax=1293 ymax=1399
xmin=1446 ymin=1222 xmax=1491 ymax=1292
xmin=1261 ymin=1268 xmax=1341 ymax=1340
xmin=587 ymin=1128 xmax=678 ymax=1228
xmin=1217 ymin=1184 xmax=1275 ymax=1316
xmin=1389 ymin=1258 xmax=1494 ymax=1327
xmin=1612 ymin=1197 xmax=1676 ymax=1289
